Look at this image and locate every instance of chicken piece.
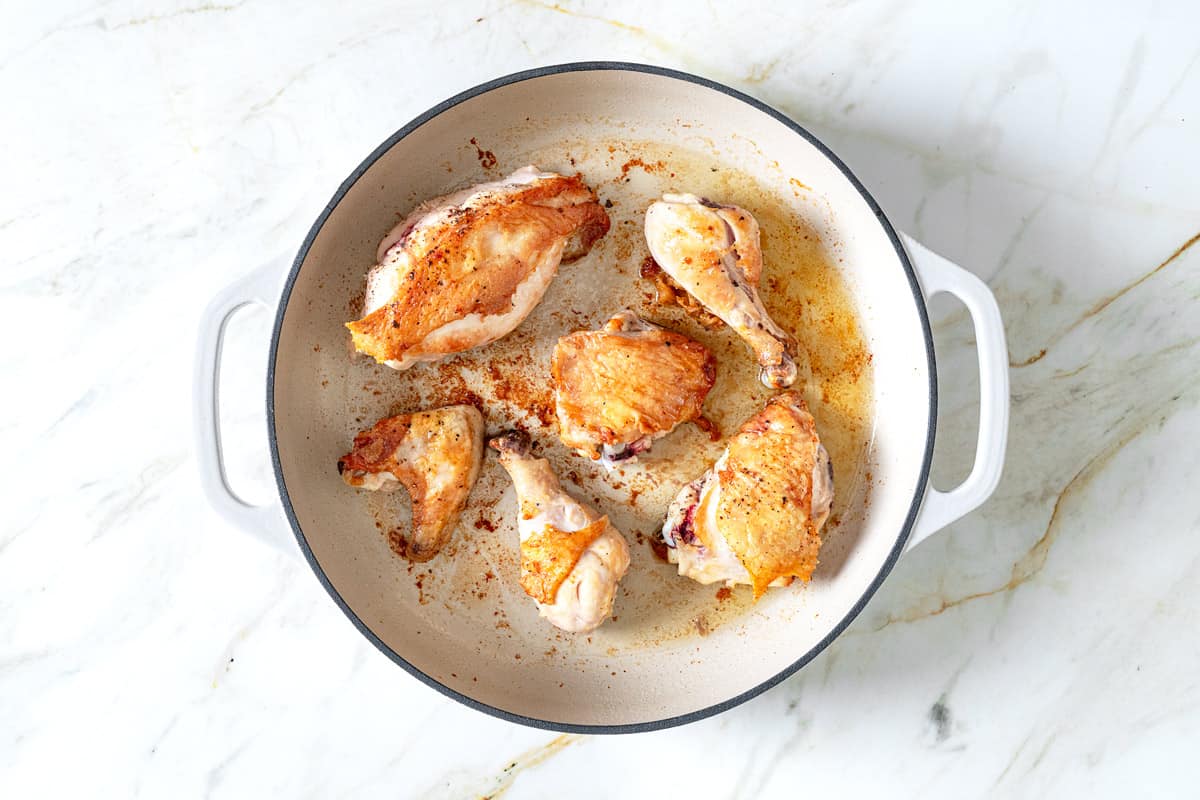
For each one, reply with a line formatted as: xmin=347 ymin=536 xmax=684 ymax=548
xmin=346 ymin=166 xmax=610 ymax=369
xmin=551 ymin=311 xmax=716 ymax=466
xmin=489 ymin=431 xmax=631 ymax=633
xmin=644 ymin=193 xmax=802 ymax=388
xmin=337 ymin=405 xmax=484 ymax=562
xmin=660 ymin=393 xmax=833 ymax=596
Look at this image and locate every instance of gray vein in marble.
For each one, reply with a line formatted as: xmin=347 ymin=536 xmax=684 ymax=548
xmin=144 ymin=715 xmax=179 ymax=761
xmin=991 ymin=733 xmax=1032 ymax=790
xmin=90 ymin=454 xmax=186 ymax=543
xmin=992 ymin=192 xmax=1051 ymax=285
xmin=202 ymin=737 xmax=251 ymax=798
xmin=928 ymin=695 xmax=952 ymax=743
xmin=1127 ymin=47 xmax=1200 ymax=144
xmin=345 ymin=704 xmax=446 ymax=796
xmin=45 ymin=388 xmax=99 ymax=435
xmin=732 ymin=696 xmax=812 ymax=799
xmin=924 ymin=659 xmax=970 ymax=750
xmin=0 ymin=1 xmax=118 ymax=70
xmin=1092 ymin=35 xmax=1147 ymax=171
xmin=930 ymin=185 xmax=1051 ymax=352
xmin=774 ymin=100 xmax=1200 ymax=218
xmin=0 ymin=511 xmax=39 ymax=554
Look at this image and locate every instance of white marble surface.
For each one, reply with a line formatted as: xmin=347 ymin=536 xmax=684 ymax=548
xmin=4 ymin=1 xmax=1199 ymax=797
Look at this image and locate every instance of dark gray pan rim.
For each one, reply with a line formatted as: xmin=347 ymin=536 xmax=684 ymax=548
xmin=267 ymin=61 xmax=937 ymax=735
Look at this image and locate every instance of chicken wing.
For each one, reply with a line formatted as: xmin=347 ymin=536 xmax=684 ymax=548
xmin=347 ymin=166 xmax=610 ymax=369
xmin=337 ymin=405 xmax=484 ymax=562
xmin=551 ymin=311 xmax=716 ymax=466
xmin=660 ymin=393 xmax=833 ymax=596
xmin=489 ymin=431 xmax=631 ymax=633
xmin=644 ymin=193 xmax=801 ymax=388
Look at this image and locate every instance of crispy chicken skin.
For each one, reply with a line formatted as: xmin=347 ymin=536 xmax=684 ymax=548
xmin=346 ymin=166 xmax=610 ymax=369
xmin=551 ymin=311 xmax=716 ymax=465
xmin=644 ymin=193 xmax=801 ymax=388
xmin=337 ymin=405 xmax=484 ymax=562
xmin=661 ymin=393 xmax=833 ymax=597
xmin=489 ymin=431 xmax=631 ymax=633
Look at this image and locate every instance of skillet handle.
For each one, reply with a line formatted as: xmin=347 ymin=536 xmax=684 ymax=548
xmin=193 ymin=258 xmax=297 ymax=555
xmin=900 ymin=233 xmax=1010 ymax=552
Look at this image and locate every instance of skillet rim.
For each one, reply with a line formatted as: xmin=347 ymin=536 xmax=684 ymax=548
xmin=267 ymin=61 xmax=938 ymax=734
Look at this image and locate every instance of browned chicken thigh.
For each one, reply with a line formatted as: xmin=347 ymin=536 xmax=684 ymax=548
xmin=661 ymin=393 xmax=833 ymax=596
xmin=337 ymin=405 xmax=484 ymax=561
xmin=347 ymin=166 xmax=610 ymax=369
xmin=551 ymin=311 xmax=716 ymax=466
xmin=644 ymin=193 xmax=802 ymax=388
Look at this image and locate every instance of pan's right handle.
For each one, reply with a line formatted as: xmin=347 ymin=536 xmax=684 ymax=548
xmin=193 ymin=258 xmax=297 ymax=555
xmin=901 ymin=234 xmax=1010 ymax=553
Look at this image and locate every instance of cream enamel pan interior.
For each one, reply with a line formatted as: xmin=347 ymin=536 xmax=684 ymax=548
xmin=202 ymin=63 xmax=1012 ymax=732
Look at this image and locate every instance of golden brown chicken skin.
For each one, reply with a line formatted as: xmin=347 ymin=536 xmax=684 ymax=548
xmin=347 ymin=166 xmax=610 ymax=369
xmin=551 ymin=311 xmax=716 ymax=465
xmin=644 ymin=193 xmax=802 ymax=388
xmin=337 ymin=405 xmax=484 ymax=562
xmin=489 ymin=431 xmax=631 ymax=633
xmin=661 ymin=392 xmax=833 ymax=597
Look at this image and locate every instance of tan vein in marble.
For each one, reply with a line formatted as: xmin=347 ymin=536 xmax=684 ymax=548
xmin=515 ymin=0 xmax=674 ymax=51
xmin=743 ymin=55 xmax=783 ymax=85
xmin=1010 ymin=228 xmax=1200 ymax=367
xmin=482 ymin=734 xmax=580 ymax=799
xmin=868 ymin=420 xmax=1149 ymax=632
xmin=105 ymin=1 xmax=245 ymax=30
xmin=511 ymin=2 xmax=783 ymax=101
xmin=240 ymin=15 xmax=485 ymax=121
xmin=1010 ymin=347 xmax=1047 ymax=368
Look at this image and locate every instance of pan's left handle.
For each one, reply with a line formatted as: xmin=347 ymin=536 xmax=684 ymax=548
xmin=193 ymin=258 xmax=297 ymax=555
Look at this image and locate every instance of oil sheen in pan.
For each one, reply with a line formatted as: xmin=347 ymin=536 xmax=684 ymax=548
xmin=354 ymin=137 xmax=874 ymax=659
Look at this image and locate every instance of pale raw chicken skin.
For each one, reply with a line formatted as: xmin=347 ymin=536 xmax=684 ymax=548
xmin=347 ymin=166 xmax=610 ymax=369
xmin=644 ymin=193 xmax=802 ymax=388
xmin=661 ymin=393 xmax=833 ymax=596
xmin=489 ymin=431 xmax=631 ymax=633
xmin=337 ymin=405 xmax=484 ymax=562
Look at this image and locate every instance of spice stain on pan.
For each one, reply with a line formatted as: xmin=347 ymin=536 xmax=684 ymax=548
xmin=469 ymin=136 xmax=498 ymax=170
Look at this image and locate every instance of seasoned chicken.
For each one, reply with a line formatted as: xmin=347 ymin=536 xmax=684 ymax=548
xmin=644 ymin=193 xmax=802 ymax=388
xmin=346 ymin=166 xmax=610 ymax=369
xmin=551 ymin=311 xmax=716 ymax=466
xmin=660 ymin=393 xmax=833 ymax=597
xmin=337 ymin=405 xmax=484 ymax=562
xmin=489 ymin=431 xmax=630 ymax=633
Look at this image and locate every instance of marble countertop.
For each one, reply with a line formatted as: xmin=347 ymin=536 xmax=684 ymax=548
xmin=4 ymin=1 xmax=1199 ymax=797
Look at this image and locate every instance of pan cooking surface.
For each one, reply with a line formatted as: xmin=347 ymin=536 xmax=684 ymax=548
xmin=327 ymin=136 xmax=874 ymax=669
